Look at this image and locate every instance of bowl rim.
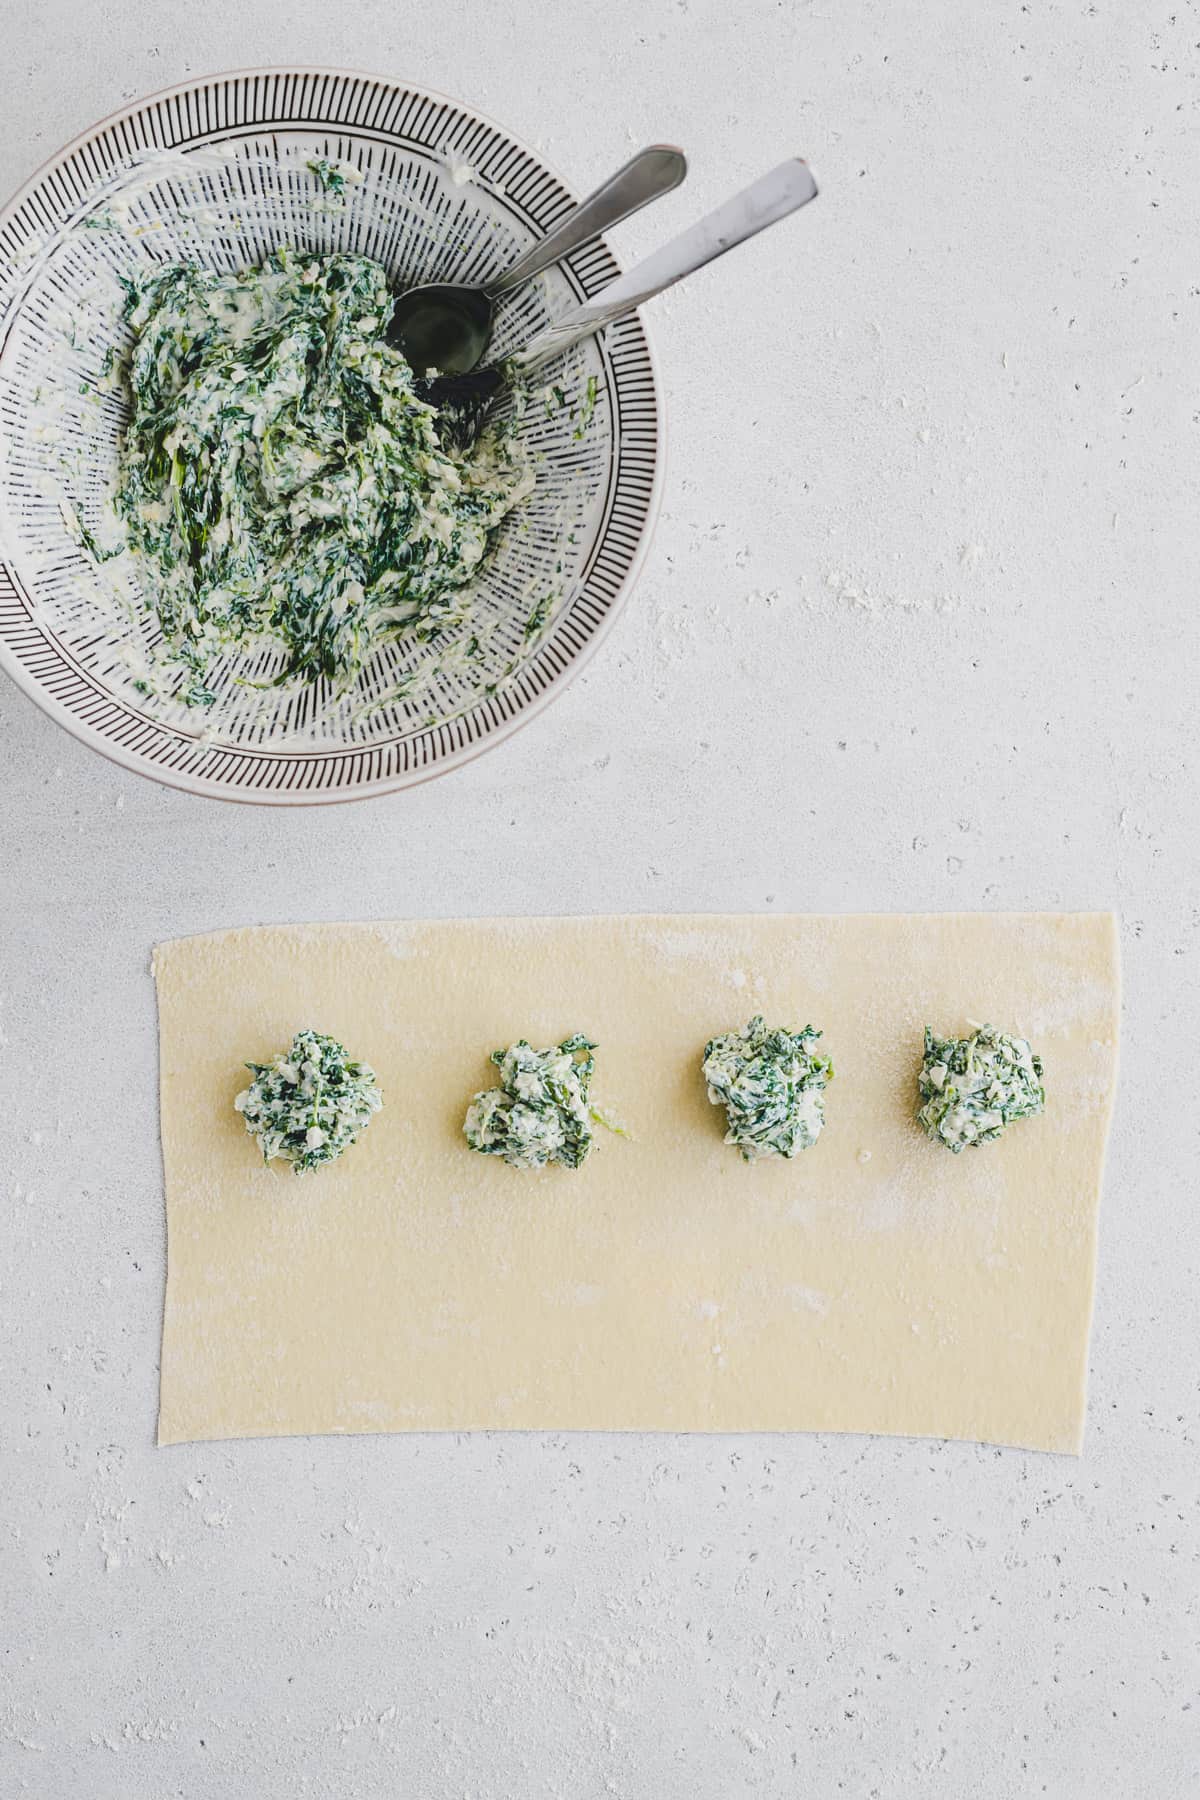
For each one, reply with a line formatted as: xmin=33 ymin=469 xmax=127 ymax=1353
xmin=0 ymin=65 xmax=665 ymax=805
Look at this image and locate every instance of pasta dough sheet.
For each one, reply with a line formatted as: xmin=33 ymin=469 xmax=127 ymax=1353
xmin=153 ymin=912 xmax=1119 ymax=1452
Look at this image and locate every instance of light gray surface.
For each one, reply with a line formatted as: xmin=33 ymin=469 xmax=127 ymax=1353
xmin=2 ymin=3 xmax=1197 ymax=1794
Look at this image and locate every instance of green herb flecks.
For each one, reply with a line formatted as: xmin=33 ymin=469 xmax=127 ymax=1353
xmin=235 ymin=1027 xmax=382 ymax=1173
xmin=702 ymin=1015 xmax=833 ymax=1162
xmin=572 ymin=374 xmax=598 ymax=439
xmin=523 ymin=587 xmax=557 ymax=641
xmin=916 ymin=1022 xmax=1044 ymax=1152
xmin=77 ymin=519 xmax=123 ymax=565
xmin=114 ymin=250 xmax=533 ymax=705
xmin=463 ymin=1033 xmax=605 ymax=1170
xmin=306 ymin=157 xmax=363 ymax=204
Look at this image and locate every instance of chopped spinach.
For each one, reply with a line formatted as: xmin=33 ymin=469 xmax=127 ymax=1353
xmin=703 ymin=1015 xmax=833 ymax=1162
xmin=572 ymin=374 xmax=598 ymax=439
xmin=113 ymin=250 xmax=532 ymax=704
xmin=235 ymin=1027 xmax=382 ymax=1173
xmin=306 ymin=157 xmax=361 ymax=202
xmin=463 ymin=1033 xmax=602 ymax=1170
xmin=916 ymin=1023 xmax=1045 ymax=1152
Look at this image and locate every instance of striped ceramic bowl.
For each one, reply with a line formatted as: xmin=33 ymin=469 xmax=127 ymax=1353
xmin=0 ymin=70 xmax=661 ymax=802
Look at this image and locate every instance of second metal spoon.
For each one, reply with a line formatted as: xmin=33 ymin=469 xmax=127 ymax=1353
xmin=386 ymin=144 xmax=687 ymax=376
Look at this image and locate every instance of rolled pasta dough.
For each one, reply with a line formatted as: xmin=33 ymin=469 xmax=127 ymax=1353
xmin=153 ymin=912 xmax=1119 ymax=1452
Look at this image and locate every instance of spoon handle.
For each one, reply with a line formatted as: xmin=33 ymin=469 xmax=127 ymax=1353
xmin=509 ymin=158 xmax=818 ymax=375
xmin=490 ymin=146 xmax=688 ymax=297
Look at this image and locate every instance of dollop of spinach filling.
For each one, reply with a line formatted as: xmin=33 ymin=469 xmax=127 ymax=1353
xmin=235 ymin=1027 xmax=382 ymax=1173
xmin=463 ymin=1034 xmax=601 ymax=1171
xmin=114 ymin=249 xmax=532 ymax=705
xmin=916 ymin=1023 xmax=1045 ymax=1152
xmin=703 ymin=1015 xmax=833 ymax=1161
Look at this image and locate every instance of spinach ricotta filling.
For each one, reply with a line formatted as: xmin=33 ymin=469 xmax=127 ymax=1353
xmin=306 ymin=157 xmax=363 ymax=205
xmin=702 ymin=1016 xmax=833 ymax=1161
xmin=234 ymin=1028 xmax=382 ymax=1173
xmin=916 ymin=1023 xmax=1045 ymax=1152
xmin=114 ymin=249 xmax=532 ymax=704
xmin=464 ymin=1034 xmax=600 ymax=1170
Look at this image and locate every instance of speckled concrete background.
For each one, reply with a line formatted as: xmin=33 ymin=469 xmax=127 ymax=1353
xmin=3 ymin=3 xmax=1197 ymax=1794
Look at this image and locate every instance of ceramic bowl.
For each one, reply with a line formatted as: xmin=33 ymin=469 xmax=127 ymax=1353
xmin=0 ymin=69 xmax=662 ymax=801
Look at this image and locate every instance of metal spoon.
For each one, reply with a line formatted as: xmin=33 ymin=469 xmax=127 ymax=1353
xmin=418 ymin=158 xmax=819 ymax=443
xmin=386 ymin=145 xmax=687 ymax=376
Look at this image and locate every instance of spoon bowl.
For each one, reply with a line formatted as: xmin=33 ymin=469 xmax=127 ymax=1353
xmin=389 ymin=283 xmax=493 ymax=376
